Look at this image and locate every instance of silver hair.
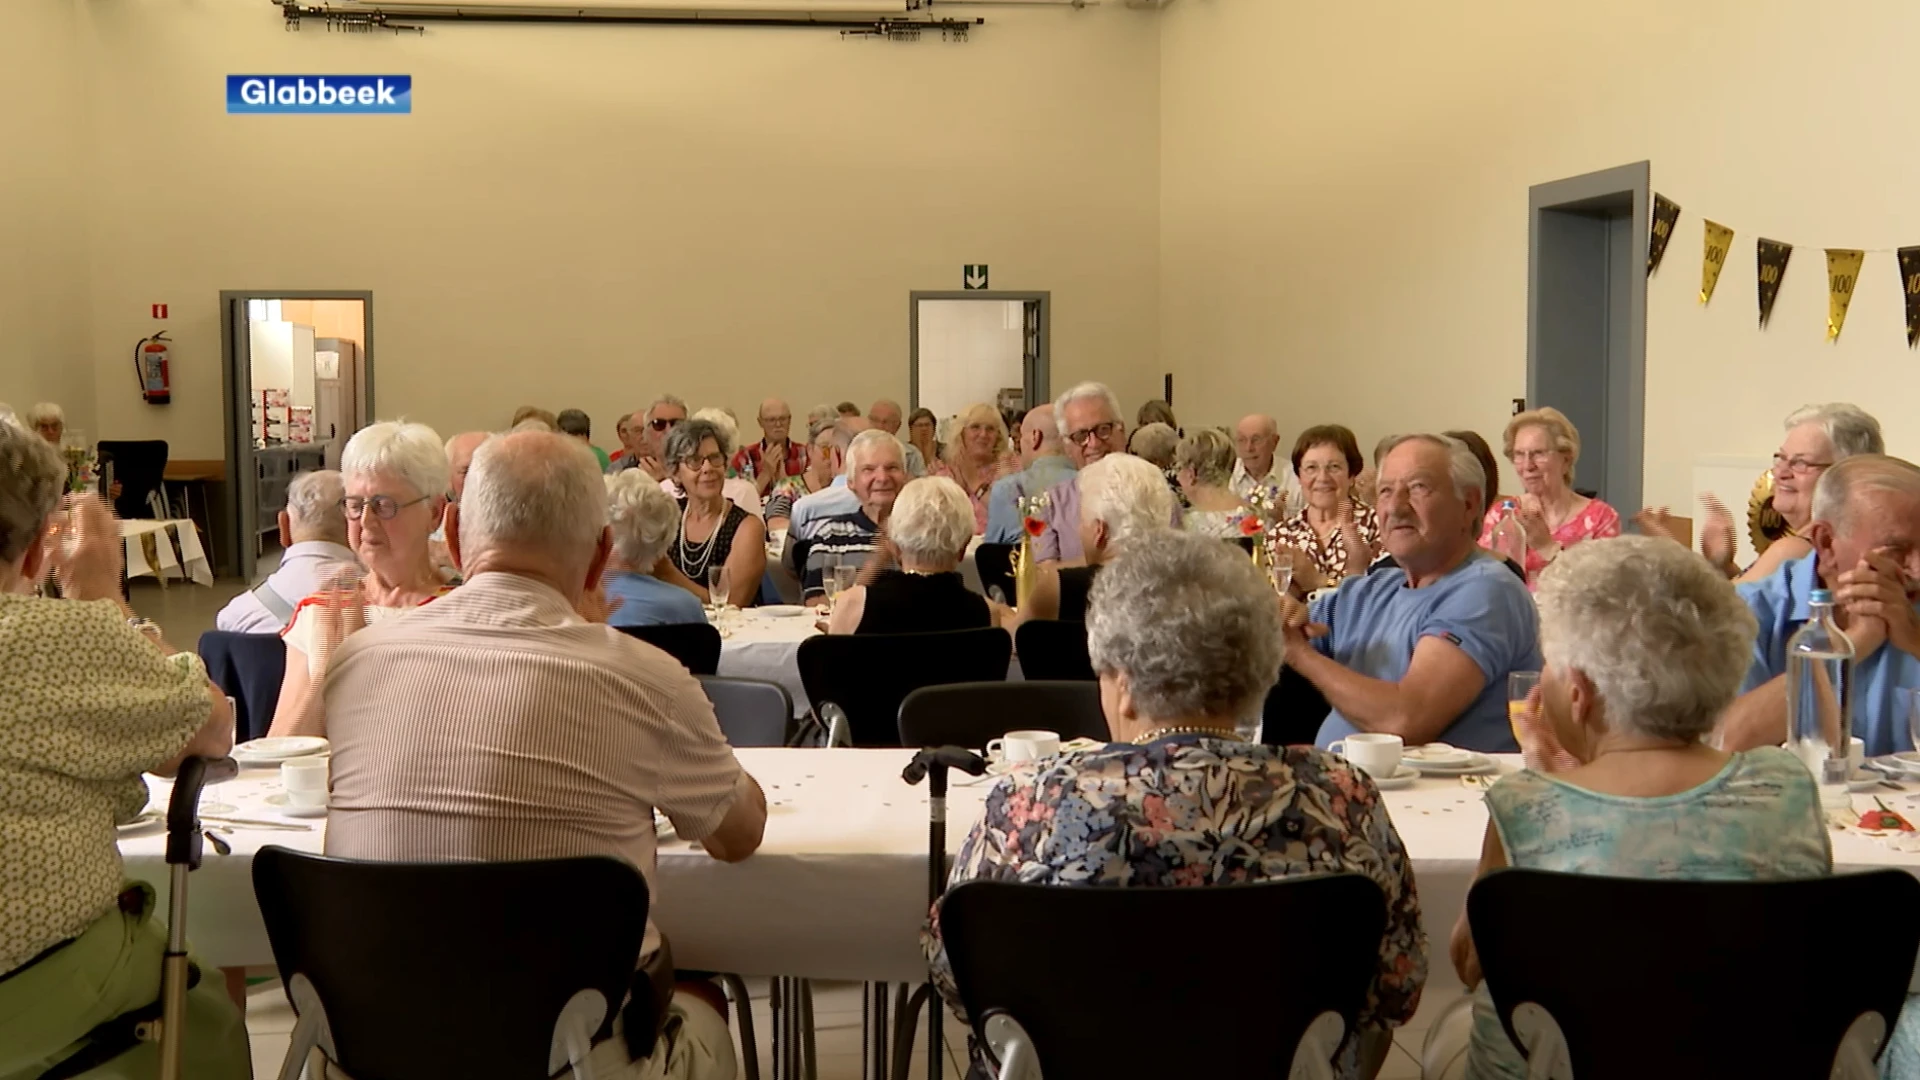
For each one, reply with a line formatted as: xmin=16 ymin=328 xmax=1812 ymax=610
xmin=342 ymin=421 xmax=449 ymax=501
xmin=1087 ymin=529 xmax=1282 ymax=721
xmin=25 ymin=402 xmax=64 ymax=428
xmin=1536 ymin=535 xmax=1757 ymax=742
xmin=845 ymin=427 xmax=905 ymax=473
xmin=1128 ymin=423 xmax=1180 ymax=470
xmin=0 ymin=420 xmax=65 ymax=562
xmin=690 ymin=408 xmax=739 ymax=453
xmin=806 ymin=404 xmax=839 ymax=441
xmin=1173 ymin=428 xmax=1235 ymax=486
xmin=1379 ymin=433 xmax=1488 ymax=519
xmin=647 ymin=394 xmax=687 ymax=421
xmin=663 ymin=418 xmax=731 ymax=463
xmin=605 ymin=470 xmax=681 ymax=567
xmin=285 ymin=470 xmax=348 ymax=544
xmin=462 ymin=434 xmax=607 ymax=561
xmin=888 ymin=477 xmax=975 ymax=566
xmin=1078 ymin=453 xmax=1175 ymax=545
xmin=1810 ymin=454 xmax=1920 ymax=531
xmin=1786 ymin=403 xmax=1884 ymax=460
xmin=1052 ymin=381 xmax=1123 ymax=439
xmin=510 ymin=418 xmax=553 ymax=434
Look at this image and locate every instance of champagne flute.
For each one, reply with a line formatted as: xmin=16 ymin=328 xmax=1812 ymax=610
xmin=707 ymin=565 xmax=732 ymax=620
xmin=832 ymin=562 xmax=858 ymax=598
xmin=819 ymin=553 xmax=843 ymax=616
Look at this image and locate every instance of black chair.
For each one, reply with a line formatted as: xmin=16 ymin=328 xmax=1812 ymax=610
xmin=1259 ymin=666 xmax=1331 ymax=746
xmin=252 ymin=849 xmax=653 ymax=1080
xmin=618 ymin=621 xmax=723 ymax=676
xmin=1469 ymin=868 xmax=1920 ymax=1079
xmin=941 ymin=876 xmax=1387 ymax=1080
xmin=699 ymin=675 xmax=793 ymax=747
xmin=898 ymin=681 xmax=1109 ymax=747
xmin=1013 ymin=619 xmax=1094 ymax=682
xmin=197 ymin=630 xmax=289 ymax=742
xmin=973 ymin=542 xmax=1015 ymax=602
xmin=796 ymin=628 xmax=1012 ymax=747
xmin=97 ymin=439 xmax=169 ymax=520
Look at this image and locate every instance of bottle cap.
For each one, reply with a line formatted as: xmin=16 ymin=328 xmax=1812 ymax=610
xmin=1809 ymin=588 xmax=1833 ymax=604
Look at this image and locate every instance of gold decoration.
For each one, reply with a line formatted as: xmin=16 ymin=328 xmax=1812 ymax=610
xmin=1826 ymin=249 xmax=1865 ymax=342
xmin=1756 ymin=238 xmax=1793 ymax=328
xmin=1746 ymin=470 xmax=1790 ymax=555
xmin=1011 ymin=491 xmax=1049 ymax=610
xmin=1648 ymin=194 xmax=1681 ymax=275
xmin=1701 ymin=220 xmax=1735 ymax=304
xmin=1899 ymin=246 xmax=1920 ymax=348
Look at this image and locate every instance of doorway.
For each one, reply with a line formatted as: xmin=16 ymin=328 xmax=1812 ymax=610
xmin=908 ymin=291 xmax=1050 ymax=421
xmin=1527 ymin=162 xmax=1649 ymax=513
xmin=219 ymin=290 xmax=374 ymax=585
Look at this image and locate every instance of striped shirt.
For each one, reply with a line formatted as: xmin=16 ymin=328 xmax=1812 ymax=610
xmin=798 ymin=506 xmax=881 ymax=598
xmin=321 ymin=572 xmax=747 ymax=957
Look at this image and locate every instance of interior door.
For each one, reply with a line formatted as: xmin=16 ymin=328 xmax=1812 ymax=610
xmin=225 ymin=297 xmax=260 ymax=584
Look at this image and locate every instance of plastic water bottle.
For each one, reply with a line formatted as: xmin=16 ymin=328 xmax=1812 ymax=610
xmin=1786 ymin=589 xmax=1854 ymax=812
xmin=1490 ymin=499 xmax=1528 ymax=567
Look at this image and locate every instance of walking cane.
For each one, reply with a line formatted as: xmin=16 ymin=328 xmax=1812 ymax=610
xmin=156 ymin=755 xmax=238 ymax=1080
xmin=900 ymin=746 xmax=988 ymax=1080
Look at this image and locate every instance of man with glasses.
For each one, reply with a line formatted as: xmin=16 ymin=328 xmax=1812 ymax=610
xmin=1232 ymin=414 xmax=1305 ymax=516
xmin=612 ymin=394 xmax=688 ymax=481
xmin=1031 ymin=382 xmax=1134 ymax=564
xmin=733 ymin=398 xmax=806 ymax=497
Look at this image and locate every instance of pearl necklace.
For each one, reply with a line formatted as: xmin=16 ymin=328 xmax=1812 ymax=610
xmin=1133 ymin=724 xmax=1242 ymax=744
xmin=678 ymin=499 xmax=725 ymax=578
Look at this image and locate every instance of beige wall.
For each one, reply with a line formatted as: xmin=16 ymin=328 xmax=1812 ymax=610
xmin=1160 ymin=0 xmax=1920 ymax=510
xmin=75 ymin=1 xmax=1162 ymax=458
xmin=0 ymin=0 xmax=91 ymax=437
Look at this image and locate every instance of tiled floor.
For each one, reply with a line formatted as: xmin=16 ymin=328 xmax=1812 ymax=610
xmin=132 ymin=573 xmax=249 ymax=648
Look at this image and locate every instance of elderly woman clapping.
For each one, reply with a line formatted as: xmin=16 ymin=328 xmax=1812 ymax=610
xmin=1433 ymin=536 xmax=1830 ymax=1080
xmin=603 ymin=472 xmax=709 ymax=628
xmin=1479 ymin=406 xmax=1620 ymax=587
xmin=924 ymin=531 xmax=1425 ymax=1080
xmin=0 ymin=421 xmax=249 ymax=1075
xmin=269 ymin=421 xmax=453 ymax=738
xmin=830 ymin=477 xmax=992 ymax=635
xmin=1017 ymin=453 xmax=1175 ymax=625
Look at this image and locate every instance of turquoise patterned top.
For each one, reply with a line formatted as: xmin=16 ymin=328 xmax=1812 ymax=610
xmin=1468 ymin=748 xmax=1832 ymax=1080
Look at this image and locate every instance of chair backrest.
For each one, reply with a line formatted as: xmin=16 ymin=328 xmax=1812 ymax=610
xmin=251 ymin=847 xmax=650 ymax=1080
xmin=1469 ymin=868 xmax=1920 ymax=1078
xmin=796 ymin=628 xmax=1012 ymax=747
xmin=617 ymin=621 xmax=723 ymax=676
xmin=1259 ymin=665 xmax=1330 ymax=746
xmin=1013 ymin=619 xmax=1095 ymax=682
xmin=941 ymin=876 xmax=1386 ymax=1080
xmin=97 ymin=440 xmax=169 ymax=520
xmin=973 ymin=542 xmax=1015 ymax=602
xmin=698 ymin=675 xmax=793 ymax=747
xmin=898 ymin=681 xmax=1109 ymax=747
xmin=197 ymin=630 xmax=289 ymax=742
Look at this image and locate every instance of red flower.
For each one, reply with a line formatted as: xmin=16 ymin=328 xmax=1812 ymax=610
xmin=1023 ymin=516 xmax=1046 ymax=538
xmin=1238 ymin=515 xmax=1265 ymax=537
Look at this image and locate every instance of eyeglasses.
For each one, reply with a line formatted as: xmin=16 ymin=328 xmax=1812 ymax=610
xmin=1298 ymin=461 xmax=1349 ymax=477
xmin=1772 ymin=453 xmax=1834 ymax=475
xmin=342 ymin=494 xmax=431 ymax=521
xmin=1066 ymin=421 xmax=1121 ymax=446
xmin=679 ymin=452 xmax=728 ymax=472
xmin=648 ymin=418 xmax=680 ymax=432
xmin=761 ymin=415 xmax=791 ymax=425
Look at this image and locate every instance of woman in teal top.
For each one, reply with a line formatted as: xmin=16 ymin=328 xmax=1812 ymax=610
xmin=1429 ymin=536 xmax=1833 ymax=1080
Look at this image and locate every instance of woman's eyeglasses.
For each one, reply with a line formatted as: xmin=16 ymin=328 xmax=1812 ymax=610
xmin=1771 ymin=453 xmax=1833 ymax=475
xmin=341 ymin=494 xmax=431 ymax=521
xmin=679 ymin=453 xmax=728 ymax=472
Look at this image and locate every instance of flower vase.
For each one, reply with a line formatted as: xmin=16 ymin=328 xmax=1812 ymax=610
xmin=1012 ymin=533 xmax=1040 ymax=610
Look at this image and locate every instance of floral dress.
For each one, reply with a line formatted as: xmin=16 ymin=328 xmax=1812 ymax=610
xmin=922 ymin=736 xmax=1427 ymax=1079
xmin=1267 ymin=503 xmax=1382 ymax=588
xmin=1476 ymin=497 xmax=1621 ymax=588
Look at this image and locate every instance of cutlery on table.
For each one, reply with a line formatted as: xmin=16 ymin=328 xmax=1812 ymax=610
xmin=199 ymin=815 xmax=314 ymax=832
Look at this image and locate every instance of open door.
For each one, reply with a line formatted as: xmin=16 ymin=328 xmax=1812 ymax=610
xmin=223 ymin=295 xmax=262 ymax=585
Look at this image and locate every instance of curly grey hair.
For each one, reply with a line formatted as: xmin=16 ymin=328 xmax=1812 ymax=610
xmin=285 ymin=470 xmax=348 ymax=544
xmin=1078 ymin=453 xmax=1174 ymax=545
xmin=606 ymin=470 xmax=682 ymax=567
xmin=889 ymin=477 xmax=974 ymax=566
xmin=1087 ymin=529 xmax=1282 ymax=721
xmin=0 ymin=419 xmax=64 ymax=562
xmin=1128 ymin=423 xmax=1180 ymax=470
xmin=1536 ymin=535 xmax=1757 ymax=742
xmin=1173 ymin=428 xmax=1236 ymax=487
xmin=1786 ymin=403 xmax=1884 ymax=460
xmin=1377 ymin=433 xmax=1488 ymax=519
xmin=662 ymin=418 xmax=732 ymax=464
xmin=342 ymin=421 xmax=449 ymax=502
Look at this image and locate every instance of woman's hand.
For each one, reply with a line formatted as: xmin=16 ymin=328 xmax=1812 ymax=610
xmin=1698 ymin=493 xmax=1737 ymax=572
xmin=1515 ymin=494 xmax=1554 ymax=550
xmin=50 ymin=494 xmax=125 ymax=602
xmin=311 ymin=570 xmax=368 ymax=677
xmin=1273 ymin=542 xmax=1322 ymax=595
xmin=1513 ymin=686 xmax=1580 ymax=773
xmin=1632 ymin=506 xmax=1679 ymax=545
xmin=1279 ymin=593 xmax=1327 ymax=660
xmin=1336 ymin=501 xmax=1374 ymax=568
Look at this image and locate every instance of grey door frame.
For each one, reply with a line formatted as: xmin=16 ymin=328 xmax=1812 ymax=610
xmin=1526 ymin=162 xmax=1648 ymax=514
xmin=219 ymin=288 xmax=376 ymax=584
xmin=907 ymin=290 xmax=1051 ymax=412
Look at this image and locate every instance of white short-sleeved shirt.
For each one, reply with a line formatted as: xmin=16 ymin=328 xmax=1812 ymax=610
xmin=282 ymin=599 xmax=432 ymax=676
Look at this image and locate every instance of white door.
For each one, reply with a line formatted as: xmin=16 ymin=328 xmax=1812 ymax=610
xmin=915 ymin=299 xmax=1026 ymax=423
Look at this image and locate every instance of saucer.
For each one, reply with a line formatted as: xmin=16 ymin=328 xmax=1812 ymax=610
xmin=1406 ymin=752 xmax=1497 ymax=776
xmin=1404 ymin=743 xmax=1471 ymax=766
xmin=264 ymin=792 xmax=329 ymax=818
xmin=233 ymin=738 xmax=329 ymax=766
xmin=1366 ymin=765 xmax=1420 ymax=790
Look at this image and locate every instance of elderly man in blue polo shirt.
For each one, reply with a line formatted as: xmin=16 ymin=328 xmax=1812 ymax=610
xmin=1284 ymin=433 xmax=1541 ymax=752
xmin=1721 ymin=454 xmax=1920 ymax=756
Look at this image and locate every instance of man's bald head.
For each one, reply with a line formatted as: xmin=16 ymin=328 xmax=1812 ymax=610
xmin=868 ymin=399 xmax=904 ymax=435
xmin=456 ymin=431 xmax=609 ymax=589
xmin=444 ymin=431 xmax=491 ymax=501
xmin=1234 ymin=414 xmax=1281 ymax=479
xmin=1016 ymin=404 xmax=1061 ymax=467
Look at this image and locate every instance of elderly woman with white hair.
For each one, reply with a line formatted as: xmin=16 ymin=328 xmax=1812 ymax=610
xmin=828 ymin=477 xmax=991 ymax=635
xmin=1019 ymin=453 xmax=1175 ymax=624
xmin=268 ymin=421 xmax=454 ymax=738
xmin=653 ymin=418 xmax=766 ymax=609
xmin=26 ymin=402 xmax=65 ymax=445
xmin=1431 ymin=536 xmax=1830 ymax=1080
xmin=687 ymin=406 xmax=764 ymax=519
xmin=1174 ymin=427 xmax=1252 ymax=538
xmin=603 ymin=472 xmax=708 ymax=627
xmin=1477 ymin=406 xmax=1621 ymax=588
xmin=933 ymin=402 xmax=1018 ymax=535
xmin=924 ymin=531 xmax=1425 ymax=1080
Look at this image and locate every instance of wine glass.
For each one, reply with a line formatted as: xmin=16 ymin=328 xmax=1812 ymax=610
xmin=818 ymin=554 xmax=843 ymax=615
xmin=832 ymin=562 xmax=859 ymax=598
xmin=706 ymin=565 xmax=731 ymax=620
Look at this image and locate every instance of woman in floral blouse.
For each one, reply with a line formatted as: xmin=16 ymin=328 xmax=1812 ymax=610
xmin=1268 ymin=424 xmax=1381 ymax=594
xmin=923 ymin=530 xmax=1425 ymax=1080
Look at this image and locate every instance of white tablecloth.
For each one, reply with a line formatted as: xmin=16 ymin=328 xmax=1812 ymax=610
xmin=120 ymin=518 xmax=213 ymax=587
xmin=763 ymin=536 xmax=988 ymax=606
xmin=121 ymin=752 xmax=1920 ymax=1029
xmin=716 ymin=609 xmax=821 ymax=715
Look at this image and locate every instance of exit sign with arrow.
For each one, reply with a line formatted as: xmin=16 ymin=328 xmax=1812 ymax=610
xmin=963 ymin=264 xmax=989 ymax=290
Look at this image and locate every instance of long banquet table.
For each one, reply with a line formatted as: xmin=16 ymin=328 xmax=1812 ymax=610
xmin=118 ymin=749 xmax=1920 ymax=1030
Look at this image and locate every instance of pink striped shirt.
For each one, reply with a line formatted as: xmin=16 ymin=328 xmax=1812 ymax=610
xmin=321 ymin=572 xmax=746 ymax=956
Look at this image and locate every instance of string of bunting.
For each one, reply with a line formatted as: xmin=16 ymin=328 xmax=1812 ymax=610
xmin=1645 ymin=192 xmax=1920 ymax=346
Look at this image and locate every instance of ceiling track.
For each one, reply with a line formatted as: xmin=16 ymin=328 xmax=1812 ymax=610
xmin=276 ymin=0 xmax=982 ymax=37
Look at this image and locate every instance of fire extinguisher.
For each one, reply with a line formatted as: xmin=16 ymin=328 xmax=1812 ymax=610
xmin=134 ymin=332 xmax=171 ymax=405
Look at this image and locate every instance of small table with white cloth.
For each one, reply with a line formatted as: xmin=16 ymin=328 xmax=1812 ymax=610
xmin=118 ymin=751 xmax=1920 ymax=1045
xmin=119 ymin=518 xmax=213 ymax=587
xmin=715 ymin=607 xmax=822 ymax=716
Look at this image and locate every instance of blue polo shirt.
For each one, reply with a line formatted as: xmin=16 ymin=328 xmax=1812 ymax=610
xmin=1311 ymin=552 xmax=1541 ymax=753
xmin=1737 ymin=556 xmax=1920 ymax=756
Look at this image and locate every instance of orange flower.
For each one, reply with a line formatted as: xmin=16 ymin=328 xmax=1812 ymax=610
xmin=1238 ymin=515 xmax=1264 ymax=537
xmin=1023 ymin=516 xmax=1046 ymax=538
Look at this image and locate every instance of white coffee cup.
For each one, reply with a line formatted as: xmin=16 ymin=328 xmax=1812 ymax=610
xmin=1327 ymin=732 xmax=1405 ymax=778
xmin=281 ymin=757 xmax=330 ymax=811
xmin=986 ymin=730 xmax=1062 ymax=764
